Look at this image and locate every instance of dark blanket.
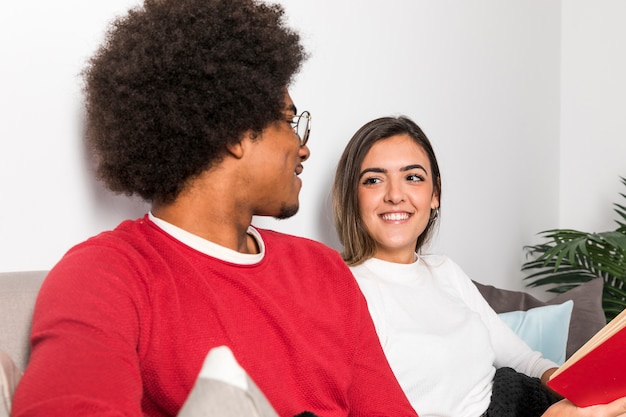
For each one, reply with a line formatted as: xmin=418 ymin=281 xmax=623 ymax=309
xmin=486 ymin=367 xmax=559 ymax=417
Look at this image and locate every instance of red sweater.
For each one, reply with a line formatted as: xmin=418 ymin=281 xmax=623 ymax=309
xmin=12 ymin=216 xmax=417 ymax=417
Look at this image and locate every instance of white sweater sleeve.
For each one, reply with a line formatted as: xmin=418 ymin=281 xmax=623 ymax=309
xmin=442 ymin=258 xmax=558 ymax=378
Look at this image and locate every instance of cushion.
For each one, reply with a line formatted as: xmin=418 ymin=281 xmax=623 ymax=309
xmin=548 ymin=279 xmax=606 ymax=358
xmin=498 ymin=301 xmax=573 ymax=365
xmin=177 ymin=346 xmax=321 ymax=417
xmin=178 ymin=346 xmax=280 ymax=417
xmin=473 ymin=278 xmax=606 ymax=358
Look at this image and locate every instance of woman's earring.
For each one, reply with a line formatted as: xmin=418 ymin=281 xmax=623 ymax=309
xmin=430 ymin=208 xmax=439 ymax=221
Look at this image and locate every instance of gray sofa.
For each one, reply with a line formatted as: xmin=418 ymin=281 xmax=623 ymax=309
xmin=0 ymin=270 xmax=607 ymax=373
xmin=0 ymin=271 xmax=46 ymax=371
xmin=0 ymin=269 xmax=608 ymax=417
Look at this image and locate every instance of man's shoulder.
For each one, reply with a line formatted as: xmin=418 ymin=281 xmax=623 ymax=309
xmin=256 ymin=228 xmax=335 ymax=251
xmin=60 ymin=216 xmax=162 ymax=267
xmin=255 ymin=228 xmax=347 ymax=269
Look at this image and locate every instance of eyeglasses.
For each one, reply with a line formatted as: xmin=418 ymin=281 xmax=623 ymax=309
xmin=287 ymin=111 xmax=311 ymax=147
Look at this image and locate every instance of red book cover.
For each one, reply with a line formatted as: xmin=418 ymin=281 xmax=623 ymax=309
xmin=547 ymin=309 xmax=626 ymax=407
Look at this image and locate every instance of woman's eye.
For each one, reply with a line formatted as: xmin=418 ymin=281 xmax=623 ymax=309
xmin=362 ymin=177 xmax=381 ymax=185
xmin=407 ymin=174 xmax=424 ymax=182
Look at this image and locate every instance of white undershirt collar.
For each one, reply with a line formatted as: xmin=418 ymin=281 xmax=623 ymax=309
xmin=148 ymin=212 xmax=265 ymax=265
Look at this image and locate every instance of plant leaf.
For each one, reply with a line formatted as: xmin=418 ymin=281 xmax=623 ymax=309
xmin=521 ymin=177 xmax=626 ymax=320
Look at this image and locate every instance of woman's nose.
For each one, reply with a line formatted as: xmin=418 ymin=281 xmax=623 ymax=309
xmin=384 ymin=181 xmax=404 ymax=204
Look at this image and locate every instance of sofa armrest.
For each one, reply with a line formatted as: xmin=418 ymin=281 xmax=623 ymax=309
xmin=0 ymin=271 xmax=47 ymax=371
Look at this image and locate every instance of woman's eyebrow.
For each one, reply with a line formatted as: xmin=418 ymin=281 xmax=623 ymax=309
xmin=359 ymin=167 xmax=386 ymax=179
xmin=401 ymin=164 xmax=427 ymax=173
xmin=359 ymin=164 xmax=428 ymax=179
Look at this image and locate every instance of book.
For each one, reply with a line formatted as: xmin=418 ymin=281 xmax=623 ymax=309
xmin=547 ymin=306 xmax=626 ymax=407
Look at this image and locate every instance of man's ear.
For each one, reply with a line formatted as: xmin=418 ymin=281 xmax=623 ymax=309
xmin=226 ymin=131 xmax=256 ymax=159
xmin=226 ymin=141 xmax=244 ymax=159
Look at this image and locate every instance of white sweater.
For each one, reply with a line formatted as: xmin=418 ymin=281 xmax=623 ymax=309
xmin=350 ymin=255 xmax=557 ymax=417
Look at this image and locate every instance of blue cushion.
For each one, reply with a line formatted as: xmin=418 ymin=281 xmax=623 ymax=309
xmin=498 ymin=300 xmax=573 ymax=365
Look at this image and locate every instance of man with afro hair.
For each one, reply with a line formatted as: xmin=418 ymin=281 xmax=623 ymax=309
xmin=11 ymin=0 xmax=418 ymax=416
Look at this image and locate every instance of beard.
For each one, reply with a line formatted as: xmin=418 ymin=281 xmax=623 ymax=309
xmin=273 ymin=202 xmax=299 ymax=220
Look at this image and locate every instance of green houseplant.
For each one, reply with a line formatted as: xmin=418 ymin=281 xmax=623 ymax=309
xmin=522 ymin=177 xmax=626 ymax=322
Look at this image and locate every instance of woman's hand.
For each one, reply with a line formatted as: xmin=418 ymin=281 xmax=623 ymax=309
xmin=543 ymin=397 xmax=626 ymax=417
xmin=541 ymin=368 xmax=558 ymax=386
xmin=540 ymin=367 xmax=563 ymax=400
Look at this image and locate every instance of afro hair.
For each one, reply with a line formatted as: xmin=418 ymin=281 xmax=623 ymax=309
xmin=83 ymin=0 xmax=307 ymax=203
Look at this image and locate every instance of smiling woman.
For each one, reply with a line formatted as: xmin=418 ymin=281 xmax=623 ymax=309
xmin=333 ymin=116 xmax=441 ymax=266
xmin=356 ymin=134 xmax=439 ymax=264
xmin=332 ymin=116 xmax=562 ymax=417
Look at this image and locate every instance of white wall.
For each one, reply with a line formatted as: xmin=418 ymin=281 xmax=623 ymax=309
xmin=1 ymin=1 xmax=622 ymax=296
xmin=1 ymin=0 xmax=151 ymax=272
xmin=259 ymin=0 xmax=563 ymax=295
xmin=560 ymin=0 xmax=626 ymax=233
